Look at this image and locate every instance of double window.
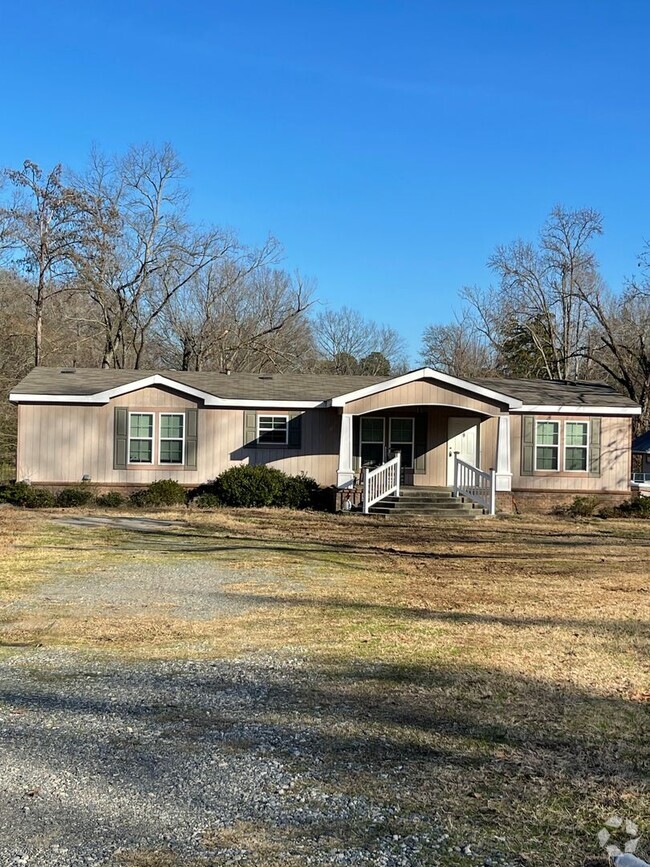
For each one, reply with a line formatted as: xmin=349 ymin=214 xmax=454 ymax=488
xmin=534 ymin=420 xmax=589 ymax=471
xmin=128 ymin=412 xmax=185 ymax=465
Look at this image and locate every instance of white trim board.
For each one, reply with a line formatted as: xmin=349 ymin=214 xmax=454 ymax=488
xmin=515 ymin=405 xmax=642 ymax=416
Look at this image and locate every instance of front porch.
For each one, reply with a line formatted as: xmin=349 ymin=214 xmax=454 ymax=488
xmin=335 ymin=405 xmax=513 ymax=512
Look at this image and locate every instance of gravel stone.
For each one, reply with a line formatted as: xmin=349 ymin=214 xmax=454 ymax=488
xmin=0 ymin=648 xmax=449 ymax=866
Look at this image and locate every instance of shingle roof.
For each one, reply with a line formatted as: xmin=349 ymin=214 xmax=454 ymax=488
xmin=10 ymin=367 xmax=390 ymax=401
xmin=471 ymin=377 xmax=640 ymax=408
xmin=9 ymin=367 xmax=641 ymax=409
xmin=633 ymin=430 xmax=650 ymax=453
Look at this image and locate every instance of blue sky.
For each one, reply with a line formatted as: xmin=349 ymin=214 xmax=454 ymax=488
xmin=2 ymin=1 xmax=649 ymax=362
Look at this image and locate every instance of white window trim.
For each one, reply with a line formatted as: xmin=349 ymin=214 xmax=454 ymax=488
xmin=159 ymin=412 xmax=185 ymax=465
xmin=389 ymin=416 xmax=415 ymax=469
xmin=128 ymin=411 xmax=155 ymax=465
xmin=534 ymin=420 xmax=560 ymax=472
xmin=563 ymin=420 xmax=590 ymax=472
xmin=257 ymin=414 xmax=289 ymax=446
xmin=360 ymin=416 xmax=386 ymax=465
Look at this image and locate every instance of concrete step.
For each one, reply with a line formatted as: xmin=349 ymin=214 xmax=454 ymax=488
xmin=367 ymin=488 xmax=484 ymax=518
xmin=380 ymin=496 xmax=456 ymax=505
xmin=369 ymin=506 xmax=482 ymax=518
xmin=376 ymin=501 xmax=475 ymax=512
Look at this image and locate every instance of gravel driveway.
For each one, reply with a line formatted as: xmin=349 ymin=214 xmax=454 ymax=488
xmin=0 ymin=516 xmax=516 ymax=866
xmin=0 ymin=649 xmax=447 ymax=867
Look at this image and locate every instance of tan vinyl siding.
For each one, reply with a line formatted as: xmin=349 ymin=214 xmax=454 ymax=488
xmin=16 ymin=387 xmax=341 ymax=487
xmin=344 ymin=379 xmax=505 ymax=417
xmin=511 ymin=414 xmax=632 ymax=492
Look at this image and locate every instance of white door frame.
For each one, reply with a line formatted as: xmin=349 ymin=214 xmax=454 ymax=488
xmin=447 ymin=417 xmax=480 ymax=485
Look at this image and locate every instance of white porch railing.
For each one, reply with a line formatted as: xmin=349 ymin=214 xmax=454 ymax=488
xmin=362 ymin=453 xmax=401 ymax=514
xmin=453 ymin=453 xmax=496 ymax=515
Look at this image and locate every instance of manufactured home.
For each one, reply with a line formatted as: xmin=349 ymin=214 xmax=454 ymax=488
xmin=9 ymin=367 xmax=641 ymax=513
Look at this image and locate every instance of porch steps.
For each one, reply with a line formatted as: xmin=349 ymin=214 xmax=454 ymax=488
xmin=368 ymin=486 xmax=485 ymax=518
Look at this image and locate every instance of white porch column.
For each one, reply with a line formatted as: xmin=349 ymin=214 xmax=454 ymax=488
xmin=337 ymin=413 xmax=355 ymax=488
xmin=495 ymin=414 xmax=512 ymax=491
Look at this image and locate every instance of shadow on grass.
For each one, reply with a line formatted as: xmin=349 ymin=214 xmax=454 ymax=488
xmin=209 ymin=588 xmax=650 ymax=637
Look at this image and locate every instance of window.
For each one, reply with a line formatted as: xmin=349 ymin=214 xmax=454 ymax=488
xmin=535 ymin=421 xmax=559 ymax=470
xmin=257 ymin=415 xmax=288 ymax=445
xmin=565 ymin=421 xmax=589 ymax=471
xmin=389 ymin=417 xmax=414 ymax=468
xmin=360 ymin=417 xmax=385 ymax=466
xmin=129 ymin=413 xmax=154 ymax=463
xmin=160 ymin=413 xmax=184 ymax=464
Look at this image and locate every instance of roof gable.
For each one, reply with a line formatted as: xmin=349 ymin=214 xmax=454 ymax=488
xmin=328 ymin=367 xmax=522 ymax=409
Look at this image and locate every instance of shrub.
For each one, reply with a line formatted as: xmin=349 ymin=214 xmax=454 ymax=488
xmin=56 ymin=487 xmax=95 ymax=507
xmin=281 ymin=472 xmax=319 ymax=509
xmin=214 ymin=464 xmax=286 ymax=508
xmin=0 ymin=482 xmax=56 ymax=508
xmin=95 ymin=491 xmax=125 ymax=508
xmin=616 ymin=496 xmax=650 ymax=519
xmin=565 ymin=496 xmax=600 ymax=518
xmin=129 ymin=478 xmax=187 ymax=508
xmin=194 ymin=493 xmax=222 ymax=509
xmin=192 ymin=465 xmax=320 ymax=509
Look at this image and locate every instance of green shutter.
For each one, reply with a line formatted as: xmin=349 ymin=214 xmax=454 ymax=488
xmin=589 ymin=417 xmax=601 ymax=477
xmin=413 ymin=413 xmax=427 ymax=475
xmin=521 ymin=415 xmax=534 ymax=475
xmin=352 ymin=416 xmax=360 ymax=472
xmin=185 ymin=408 xmax=198 ymax=469
xmin=243 ymin=411 xmax=258 ymax=448
xmin=114 ymin=407 xmax=128 ymax=469
xmin=288 ymin=412 xmax=302 ymax=448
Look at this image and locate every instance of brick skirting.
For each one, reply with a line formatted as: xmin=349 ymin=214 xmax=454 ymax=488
xmin=497 ymin=489 xmax=635 ymax=514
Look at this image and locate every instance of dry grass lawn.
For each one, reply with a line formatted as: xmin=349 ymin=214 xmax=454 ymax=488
xmin=0 ymin=506 xmax=648 ymax=865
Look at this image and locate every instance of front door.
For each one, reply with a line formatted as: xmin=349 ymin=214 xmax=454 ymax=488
xmin=447 ymin=417 xmax=480 ymax=484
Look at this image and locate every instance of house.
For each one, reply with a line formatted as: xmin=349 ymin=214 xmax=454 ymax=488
xmin=9 ymin=366 xmax=641 ymax=513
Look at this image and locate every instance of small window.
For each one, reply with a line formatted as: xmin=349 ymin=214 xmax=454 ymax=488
xmin=565 ymin=421 xmax=589 ymax=471
xmin=535 ymin=421 xmax=559 ymax=470
xmin=160 ymin=413 xmax=184 ymax=464
xmin=258 ymin=415 xmax=288 ymax=445
xmin=129 ymin=413 xmax=154 ymax=464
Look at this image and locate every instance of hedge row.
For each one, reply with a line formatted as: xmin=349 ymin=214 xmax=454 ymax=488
xmin=0 ymin=466 xmax=323 ymax=511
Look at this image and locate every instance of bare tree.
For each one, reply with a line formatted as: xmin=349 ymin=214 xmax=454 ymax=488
xmin=420 ymin=311 xmax=496 ymax=377
xmin=313 ymin=306 xmax=408 ymax=374
xmin=157 ymin=243 xmax=315 ymax=372
xmin=462 ymin=206 xmax=602 ymax=380
xmin=576 ymin=278 xmax=650 ymax=432
xmin=0 ymin=161 xmax=84 ymax=365
xmin=74 ymin=144 xmax=234 ymax=368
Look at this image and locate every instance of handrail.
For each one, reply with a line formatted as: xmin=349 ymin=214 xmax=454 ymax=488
xmin=363 ymin=453 xmax=401 ymax=514
xmin=453 ymin=453 xmax=495 ymax=515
